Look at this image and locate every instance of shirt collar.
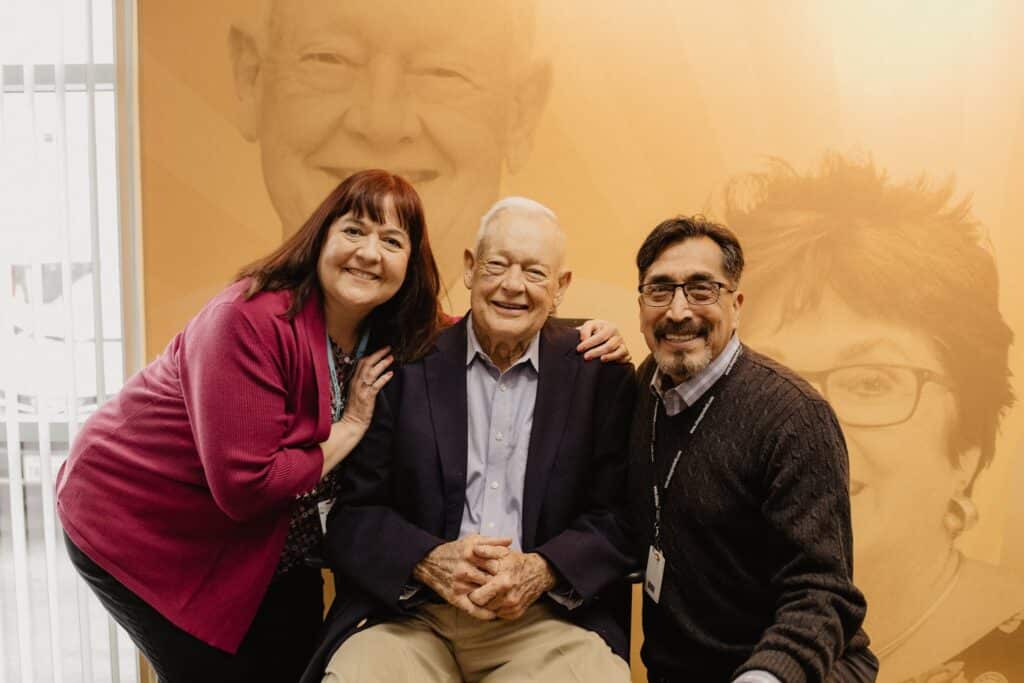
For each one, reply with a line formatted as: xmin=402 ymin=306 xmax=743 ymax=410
xmin=465 ymin=313 xmax=541 ymax=373
xmin=651 ymin=333 xmax=742 ymax=416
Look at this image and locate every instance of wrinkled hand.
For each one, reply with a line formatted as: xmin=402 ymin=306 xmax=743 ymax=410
xmin=467 ymin=548 xmax=557 ymax=620
xmin=412 ymin=535 xmax=512 ymax=620
xmin=576 ymin=320 xmax=631 ymax=364
xmin=340 ymin=346 xmax=394 ymax=428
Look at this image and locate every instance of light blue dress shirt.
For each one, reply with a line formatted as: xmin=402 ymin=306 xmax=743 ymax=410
xmin=401 ymin=318 xmax=580 ymax=608
xmin=459 ymin=316 xmax=540 ymax=550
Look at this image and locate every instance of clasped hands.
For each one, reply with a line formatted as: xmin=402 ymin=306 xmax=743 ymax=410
xmin=411 ymin=534 xmax=556 ymax=621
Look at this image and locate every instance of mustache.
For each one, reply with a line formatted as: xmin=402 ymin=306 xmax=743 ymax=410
xmin=654 ymin=320 xmax=709 ymax=340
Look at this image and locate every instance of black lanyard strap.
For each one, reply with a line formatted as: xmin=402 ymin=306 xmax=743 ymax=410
xmin=649 ymin=393 xmax=714 ymax=548
xmin=648 ymin=342 xmax=741 ymax=549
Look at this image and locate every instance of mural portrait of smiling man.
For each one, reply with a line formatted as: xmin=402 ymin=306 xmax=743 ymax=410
xmin=228 ymin=0 xmax=551 ymax=283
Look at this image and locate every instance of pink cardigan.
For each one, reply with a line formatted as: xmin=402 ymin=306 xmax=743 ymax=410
xmin=57 ymin=281 xmax=330 ymax=652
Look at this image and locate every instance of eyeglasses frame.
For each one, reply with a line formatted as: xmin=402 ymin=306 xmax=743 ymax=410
xmin=638 ymin=280 xmax=735 ymax=307
xmin=797 ymin=364 xmax=951 ymax=428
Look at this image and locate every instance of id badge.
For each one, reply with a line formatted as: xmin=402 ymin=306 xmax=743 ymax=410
xmin=645 ymin=545 xmax=666 ymax=603
xmin=317 ymin=499 xmax=335 ymax=535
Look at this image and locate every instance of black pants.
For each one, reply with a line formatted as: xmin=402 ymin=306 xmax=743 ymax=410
xmin=65 ymin=532 xmax=323 ymax=683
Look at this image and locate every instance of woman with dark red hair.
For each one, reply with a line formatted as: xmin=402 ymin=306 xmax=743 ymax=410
xmin=56 ymin=170 xmax=625 ymax=682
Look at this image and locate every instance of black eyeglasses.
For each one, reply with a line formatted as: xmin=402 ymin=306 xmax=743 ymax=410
xmin=638 ymin=281 xmax=734 ymax=307
xmin=798 ymin=364 xmax=950 ymax=427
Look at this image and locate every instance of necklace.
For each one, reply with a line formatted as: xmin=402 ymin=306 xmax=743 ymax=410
xmin=875 ymin=550 xmax=963 ymax=658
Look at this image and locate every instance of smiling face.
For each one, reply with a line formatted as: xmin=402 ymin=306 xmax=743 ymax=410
xmin=463 ymin=210 xmax=570 ymax=350
xmin=743 ymin=288 xmax=979 ymax=572
xmin=233 ymin=0 xmax=547 ymax=281
xmin=638 ymin=237 xmax=743 ymax=384
xmin=316 ymin=207 xmax=411 ymax=328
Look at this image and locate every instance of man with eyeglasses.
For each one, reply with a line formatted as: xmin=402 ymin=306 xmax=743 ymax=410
xmin=627 ymin=215 xmax=878 ymax=682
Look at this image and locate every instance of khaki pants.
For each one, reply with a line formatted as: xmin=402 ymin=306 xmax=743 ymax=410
xmin=322 ymin=602 xmax=629 ymax=683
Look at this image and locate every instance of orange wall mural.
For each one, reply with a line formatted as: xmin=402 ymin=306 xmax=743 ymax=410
xmin=139 ymin=2 xmax=1024 ymax=681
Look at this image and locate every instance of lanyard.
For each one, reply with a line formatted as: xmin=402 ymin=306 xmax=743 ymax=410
xmin=648 ymin=341 xmax=742 ymax=549
xmin=326 ymin=328 xmax=370 ymax=421
xmin=649 ymin=393 xmax=714 ymax=549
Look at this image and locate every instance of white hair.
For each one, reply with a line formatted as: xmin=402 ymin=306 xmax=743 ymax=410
xmin=475 ymin=196 xmax=559 ymax=255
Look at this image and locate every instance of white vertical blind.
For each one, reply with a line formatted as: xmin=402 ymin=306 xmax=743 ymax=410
xmin=0 ymin=0 xmax=138 ymax=681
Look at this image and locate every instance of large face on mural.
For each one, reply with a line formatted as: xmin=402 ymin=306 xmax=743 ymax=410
xmin=729 ymin=153 xmax=1020 ymax=679
xmin=743 ymin=289 xmax=977 ymax=575
xmin=230 ymin=0 xmax=550 ymax=279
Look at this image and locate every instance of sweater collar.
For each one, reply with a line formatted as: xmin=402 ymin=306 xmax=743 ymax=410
xmin=650 ymin=333 xmax=743 ymax=416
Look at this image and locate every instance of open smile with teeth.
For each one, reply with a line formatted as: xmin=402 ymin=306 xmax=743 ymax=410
xmin=345 ymin=268 xmax=380 ymax=281
xmin=492 ymin=301 xmax=529 ymax=313
xmin=662 ymin=333 xmax=703 ymax=344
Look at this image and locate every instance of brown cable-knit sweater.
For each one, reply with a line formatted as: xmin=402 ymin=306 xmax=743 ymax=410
xmin=629 ymin=346 xmax=874 ymax=683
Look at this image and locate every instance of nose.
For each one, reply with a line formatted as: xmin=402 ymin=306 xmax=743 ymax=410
xmin=664 ymin=288 xmax=693 ymax=322
xmin=354 ymin=234 xmax=383 ymax=265
xmin=499 ymin=265 xmax=526 ymax=294
xmin=341 ymin=56 xmax=421 ymax=147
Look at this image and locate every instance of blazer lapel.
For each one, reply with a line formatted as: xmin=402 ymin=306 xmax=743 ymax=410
xmin=424 ymin=318 xmax=469 ymax=539
xmin=522 ymin=323 xmax=578 ymax=549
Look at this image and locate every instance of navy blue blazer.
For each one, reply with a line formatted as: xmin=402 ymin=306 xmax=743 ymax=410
xmin=300 ymin=318 xmax=638 ymax=681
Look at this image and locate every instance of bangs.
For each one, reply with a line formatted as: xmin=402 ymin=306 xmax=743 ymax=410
xmin=336 ymin=171 xmax=425 ymax=244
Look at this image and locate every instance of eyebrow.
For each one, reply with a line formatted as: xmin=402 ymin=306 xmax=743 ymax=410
xmin=346 ymin=215 xmax=408 ymax=235
xmin=490 ymin=251 xmax=550 ymax=269
xmin=835 ymin=337 xmax=913 ymax=365
xmin=758 ymin=337 xmax=913 ymax=368
xmin=644 ymin=271 xmax=716 ymax=285
xmin=341 ymin=216 xmax=372 ymax=228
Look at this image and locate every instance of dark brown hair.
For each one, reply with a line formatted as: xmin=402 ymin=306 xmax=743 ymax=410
xmin=636 ymin=215 xmax=745 ymax=286
xmin=236 ymin=170 xmax=444 ymax=362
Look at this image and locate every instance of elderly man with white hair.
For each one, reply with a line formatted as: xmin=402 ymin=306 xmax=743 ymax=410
xmin=302 ymin=198 xmax=637 ymax=683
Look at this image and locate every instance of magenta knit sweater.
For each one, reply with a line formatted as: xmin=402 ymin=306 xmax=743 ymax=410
xmin=57 ymin=280 xmax=327 ymax=652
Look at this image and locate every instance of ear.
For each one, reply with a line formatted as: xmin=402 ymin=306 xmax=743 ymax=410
xmin=228 ymin=24 xmax=264 ymax=142
xmin=553 ymin=269 xmax=573 ymax=309
xmin=732 ymin=290 xmax=744 ymax=328
xmin=954 ymin=445 xmax=982 ymax=493
xmin=504 ymin=60 xmax=552 ymax=174
xmin=462 ymin=249 xmax=476 ymax=290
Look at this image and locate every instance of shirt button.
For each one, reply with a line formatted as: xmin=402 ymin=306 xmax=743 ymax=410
xmin=490 ymin=481 xmax=500 ymax=490
xmin=495 ymin=432 xmax=504 ymax=442
xmin=487 ymin=522 xmax=496 ymax=529
xmin=499 ymin=384 xmax=507 ymax=392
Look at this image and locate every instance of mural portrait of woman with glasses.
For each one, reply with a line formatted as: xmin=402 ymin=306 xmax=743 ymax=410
xmin=732 ymin=153 xmax=1022 ymax=683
